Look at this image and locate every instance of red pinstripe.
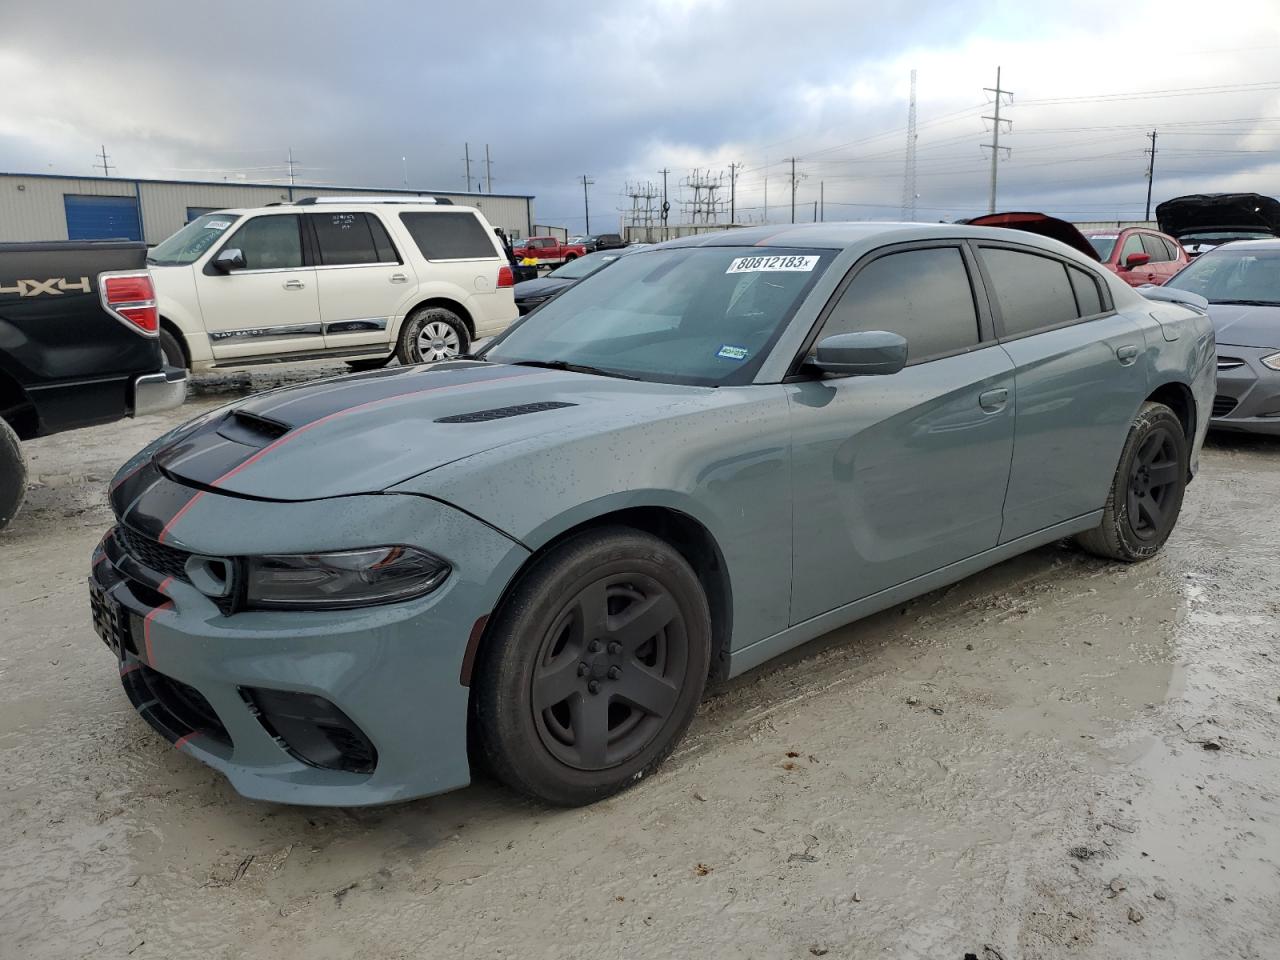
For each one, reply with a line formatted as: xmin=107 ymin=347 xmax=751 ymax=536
xmin=157 ymin=371 xmax=544 ymax=543
xmin=142 ymin=577 xmax=174 ymax=665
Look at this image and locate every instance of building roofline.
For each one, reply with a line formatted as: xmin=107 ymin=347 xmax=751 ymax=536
xmin=0 ymin=170 xmax=534 ymax=201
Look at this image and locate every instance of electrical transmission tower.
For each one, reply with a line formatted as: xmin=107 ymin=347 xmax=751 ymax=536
xmin=901 ymin=69 xmax=918 ymax=221
xmin=623 ymin=181 xmax=661 ymax=242
xmin=981 ymin=66 xmax=1014 ymax=214
xmin=682 ymin=168 xmax=726 ymax=225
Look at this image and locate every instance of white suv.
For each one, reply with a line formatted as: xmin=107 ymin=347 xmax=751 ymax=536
xmin=146 ymin=197 xmax=518 ymax=372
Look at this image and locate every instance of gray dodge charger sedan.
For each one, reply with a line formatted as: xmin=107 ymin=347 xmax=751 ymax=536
xmin=91 ymin=223 xmax=1215 ymax=807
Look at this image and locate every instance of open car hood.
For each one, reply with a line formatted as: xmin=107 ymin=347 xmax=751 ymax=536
xmin=1155 ymin=193 xmax=1280 ymax=239
xmin=962 ymin=212 xmax=1100 ymax=261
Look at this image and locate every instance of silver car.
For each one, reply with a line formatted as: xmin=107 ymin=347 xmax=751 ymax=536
xmin=90 ymin=223 xmax=1214 ymax=808
xmin=1163 ymin=239 xmax=1280 ymax=433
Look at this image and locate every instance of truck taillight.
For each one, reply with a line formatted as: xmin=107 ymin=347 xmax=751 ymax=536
xmin=497 ymin=265 xmax=514 ymax=288
xmin=100 ymin=271 xmax=159 ymax=336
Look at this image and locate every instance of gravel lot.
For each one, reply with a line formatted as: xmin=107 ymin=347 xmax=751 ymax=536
xmin=2 ymin=371 xmax=1278 ymax=960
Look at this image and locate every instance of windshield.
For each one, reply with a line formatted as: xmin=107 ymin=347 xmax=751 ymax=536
xmin=1086 ymin=235 xmax=1117 ymax=260
xmin=148 ymin=213 xmax=240 ymax=266
xmin=485 ymin=246 xmax=833 ymax=386
xmin=1165 ymin=245 xmax=1280 ymax=305
xmin=548 ymin=250 xmax=623 ymax=280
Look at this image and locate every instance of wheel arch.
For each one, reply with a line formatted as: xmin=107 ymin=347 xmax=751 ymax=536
xmin=0 ymin=366 xmax=38 ymax=440
xmin=403 ymin=296 xmax=476 ymax=338
xmin=158 ymin=316 xmax=192 ymax=368
xmin=466 ymin=503 xmax=735 ymax=698
xmin=1145 ymin=379 xmax=1196 ymax=445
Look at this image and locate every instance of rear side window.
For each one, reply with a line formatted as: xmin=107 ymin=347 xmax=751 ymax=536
xmin=223 ymin=215 xmax=303 ymax=270
xmin=1141 ymin=233 xmax=1170 ymax=262
xmin=980 ymin=248 xmax=1079 ymax=337
xmin=1068 ymin=265 xmax=1104 ymax=317
xmin=368 ymin=216 xmax=399 ymax=263
xmin=822 ymin=247 xmax=980 ymax=362
xmin=1161 ymin=236 xmax=1180 ymax=260
xmin=308 ymin=212 xmax=382 ymax=266
xmin=399 ymin=212 xmax=498 ymax=260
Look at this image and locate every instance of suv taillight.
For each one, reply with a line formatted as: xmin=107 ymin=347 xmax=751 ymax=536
xmin=497 ymin=265 xmax=514 ymax=288
xmin=100 ymin=271 xmax=159 ymax=336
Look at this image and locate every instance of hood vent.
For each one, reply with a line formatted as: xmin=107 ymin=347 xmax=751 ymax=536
xmin=217 ymin=410 xmax=290 ymax=447
xmin=435 ymin=401 xmax=576 ymax=424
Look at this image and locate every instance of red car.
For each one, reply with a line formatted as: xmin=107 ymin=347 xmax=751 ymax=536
xmin=966 ymin=213 xmax=1188 ymax=287
xmin=512 ymin=236 xmax=588 ymax=267
xmin=1081 ymin=227 xmax=1189 ymax=286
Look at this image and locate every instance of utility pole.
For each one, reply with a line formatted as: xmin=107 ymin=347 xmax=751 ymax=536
xmin=820 ymin=181 xmax=825 ymax=222
xmin=485 ymin=144 xmax=493 ymax=193
xmin=901 ymin=68 xmax=918 ymax=221
xmin=728 ymin=162 xmax=739 ymax=224
xmin=812 ymin=200 xmax=818 ymax=222
xmin=1144 ymin=129 xmax=1158 ymax=221
xmin=95 ymin=145 xmax=114 ymax=177
xmin=659 ymin=168 xmax=669 ymax=240
xmin=981 ymin=67 xmax=1013 ymax=214
xmin=463 ymin=144 xmax=473 ymax=193
xmin=786 ymin=158 xmax=804 ymax=224
xmin=580 ymin=174 xmax=594 ymax=233
xmin=401 ymin=156 xmax=408 ymax=187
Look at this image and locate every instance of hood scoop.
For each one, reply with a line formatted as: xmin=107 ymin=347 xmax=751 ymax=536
xmin=217 ymin=410 xmax=290 ymax=447
xmin=435 ymin=401 xmax=577 ymax=424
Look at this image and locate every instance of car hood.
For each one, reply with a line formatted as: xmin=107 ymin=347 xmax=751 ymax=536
xmin=1206 ymin=303 xmax=1280 ymax=349
xmin=145 ymin=361 xmax=712 ymax=501
xmin=962 ymin=211 xmax=1101 ymax=261
xmin=514 ymin=276 xmax=575 ymax=299
xmin=1156 ymin=193 xmax=1280 ymax=239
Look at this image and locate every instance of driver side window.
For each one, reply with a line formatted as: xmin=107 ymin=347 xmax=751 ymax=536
xmin=223 ymin=215 xmax=303 ymax=271
xmin=1119 ymin=234 xmax=1144 ymax=263
xmin=820 ymin=247 xmax=981 ymax=363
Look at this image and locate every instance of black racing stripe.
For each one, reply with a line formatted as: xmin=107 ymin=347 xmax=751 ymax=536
xmin=155 ymin=436 xmax=258 ymax=488
xmin=121 ymin=476 xmax=205 ymax=542
xmin=242 ymin=362 xmax=531 ymax=428
xmin=110 ymin=460 xmax=164 ymax=518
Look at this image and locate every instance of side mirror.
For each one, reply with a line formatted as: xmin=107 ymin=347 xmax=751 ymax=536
xmin=1123 ymin=251 xmax=1151 ymax=269
xmin=212 ymin=248 xmax=246 ymax=273
xmin=812 ymin=330 xmax=908 ymax=376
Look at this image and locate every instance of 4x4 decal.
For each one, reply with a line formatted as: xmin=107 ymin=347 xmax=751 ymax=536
xmin=0 ymin=276 xmax=92 ymax=297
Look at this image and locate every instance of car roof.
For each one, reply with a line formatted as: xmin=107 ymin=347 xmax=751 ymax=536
xmin=655 ymin=221 xmax=1098 ymax=253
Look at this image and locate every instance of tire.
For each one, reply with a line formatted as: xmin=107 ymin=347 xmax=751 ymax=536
xmin=345 ymin=355 xmax=394 ymax=372
xmin=1075 ymin=401 xmax=1188 ymax=562
xmin=0 ymin=417 xmax=27 ymax=532
xmin=474 ymin=526 xmax=712 ymax=806
xmin=158 ymin=327 xmax=187 ymax=370
xmin=394 ymin=307 xmax=470 ymax=365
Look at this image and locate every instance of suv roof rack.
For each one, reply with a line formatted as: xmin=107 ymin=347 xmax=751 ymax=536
xmin=292 ymin=195 xmax=454 ymax=206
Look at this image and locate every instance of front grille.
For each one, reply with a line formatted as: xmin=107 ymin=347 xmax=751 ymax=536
xmin=243 ymin=687 xmax=378 ymax=775
xmin=1212 ymin=395 xmax=1239 ymax=417
xmin=115 ymin=525 xmax=190 ymax=581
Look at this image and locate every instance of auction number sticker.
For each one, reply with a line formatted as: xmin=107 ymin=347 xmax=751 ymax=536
xmin=205 ymin=220 xmax=232 ymax=230
xmin=726 ymin=255 xmax=819 ymax=274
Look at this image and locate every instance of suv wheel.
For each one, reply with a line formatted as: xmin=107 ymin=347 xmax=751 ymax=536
xmin=158 ymin=328 xmax=187 ymax=370
xmin=1076 ymin=401 xmax=1188 ymax=562
xmin=474 ymin=526 xmax=711 ymax=806
xmin=396 ymin=307 xmax=470 ymax=365
xmin=0 ymin=417 xmax=27 ymax=532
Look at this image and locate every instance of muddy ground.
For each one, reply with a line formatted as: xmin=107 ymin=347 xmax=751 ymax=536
xmin=1 ymin=369 xmax=1278 ymax=960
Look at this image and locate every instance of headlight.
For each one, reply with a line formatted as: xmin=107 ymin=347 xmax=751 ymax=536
xmin=244 ymin=546 xmax=450 ymax=610
xmin=1262 ymin=352 xmax=1280 ymax=371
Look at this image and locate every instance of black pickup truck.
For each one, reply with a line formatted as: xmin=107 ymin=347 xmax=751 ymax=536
xmin=0 ymin=241 xmax=187 ymax=530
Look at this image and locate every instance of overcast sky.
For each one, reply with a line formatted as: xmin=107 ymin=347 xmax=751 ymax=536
xmin=3 ymin=0 xmax=1279 ymax=231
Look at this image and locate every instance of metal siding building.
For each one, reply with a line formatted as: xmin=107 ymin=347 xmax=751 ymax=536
xmin=0 ymin=173 xmax=536 ymax=244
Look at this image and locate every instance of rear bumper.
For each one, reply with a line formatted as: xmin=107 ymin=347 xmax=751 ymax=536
xmin=132 ymin=366 xmax=187 ymax=417
xmin=1212 ymin=347 xmax=1280 ymax=434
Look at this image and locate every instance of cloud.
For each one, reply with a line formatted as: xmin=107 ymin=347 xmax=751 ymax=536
xmin=2 ymin=0 xmax=1278 ymax=230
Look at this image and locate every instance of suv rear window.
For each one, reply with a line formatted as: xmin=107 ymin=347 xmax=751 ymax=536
xmin=399 ymin=211 xmax=498 ymax=260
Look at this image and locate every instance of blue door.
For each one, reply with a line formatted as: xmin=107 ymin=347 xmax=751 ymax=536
xmin=64 ymin=194 xmax=142 ymax=241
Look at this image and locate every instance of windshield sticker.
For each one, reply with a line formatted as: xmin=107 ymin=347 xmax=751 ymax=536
xmin=205 ymin=220 xmax=232 ymax=230
xmin=717 ymin=345 xmax=749 ymax=361
xmin=1090 ymin=233 xmax=1118 ymax=240
xmin=726 ymin=255 xmax=819 ymax=274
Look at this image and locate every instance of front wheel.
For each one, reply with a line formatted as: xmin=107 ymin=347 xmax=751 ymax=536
xmin=0 ymin=417 xmax=27 ymax=532
xmin=1076 ymin=401 xmax=1187 ymax=562
xmin=474 ymin=527 xmax=711 ymax=806
xmin=395 ymin=307 xmax=470 ymax=365
xmin=158 ymin=327 xmax=187 ymax=370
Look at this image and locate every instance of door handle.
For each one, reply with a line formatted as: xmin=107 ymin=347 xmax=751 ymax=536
xmin=389 ymin=273 xmax=409 ymax=284
xmin=283 ymin=279 xmax=305 ymax=290
xmin=1116 ymin=344 xmax=1139 ymax=365
xmin=978 ymin=387 xmax=1009 ymax=412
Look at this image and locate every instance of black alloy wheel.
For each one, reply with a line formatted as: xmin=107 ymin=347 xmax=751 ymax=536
xmin=474 ymin=526 xmax=711 ymax=806
xmin=1125 ymin=426 xmax=1181 ymax=541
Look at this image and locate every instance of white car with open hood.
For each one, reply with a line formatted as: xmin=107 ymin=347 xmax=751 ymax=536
xmin=146 ymin=198 xmax=518 ymax=372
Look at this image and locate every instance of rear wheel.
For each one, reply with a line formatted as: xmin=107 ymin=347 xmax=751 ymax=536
xmin=395 ymin=307 xmax=469 ymax=365
xmin=1076 ymin=401 xmax=1187 ymax=562
xmin=475 ymin=527 xmax=711 ymax=806
xmin=0 ymin=417 xmax=26 ymax=532
xmin=158 ymin=327 xmax=187 ymax=370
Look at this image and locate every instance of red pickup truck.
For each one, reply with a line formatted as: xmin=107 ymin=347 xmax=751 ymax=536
xmin=513 ymin=236 xmax=587 ymax=266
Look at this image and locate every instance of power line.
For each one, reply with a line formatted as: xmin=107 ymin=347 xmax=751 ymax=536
xmin=981 ymin=66 xmax=1013 ymax=214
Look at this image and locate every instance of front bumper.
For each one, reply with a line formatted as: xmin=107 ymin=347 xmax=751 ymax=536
xmin=1212 ymin=346 xmax=1280 ymax=435
xmin=89 ymin=485 xmax=529 ymax=806
xmin=132 ymin=366 xmax=188 ymax=417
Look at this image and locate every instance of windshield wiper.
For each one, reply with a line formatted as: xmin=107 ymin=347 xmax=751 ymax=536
xmin=508 ymin=359 xmax=640 ymax=381
xmin=1210 ymin=299 xmax=1280 ymax=307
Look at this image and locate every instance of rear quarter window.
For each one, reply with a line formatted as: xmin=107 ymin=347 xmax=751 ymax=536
xmin=980 ymin=247 xmax=1080 ymax=337
xmin=399 ymin=211 xmax=499 ymax=260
